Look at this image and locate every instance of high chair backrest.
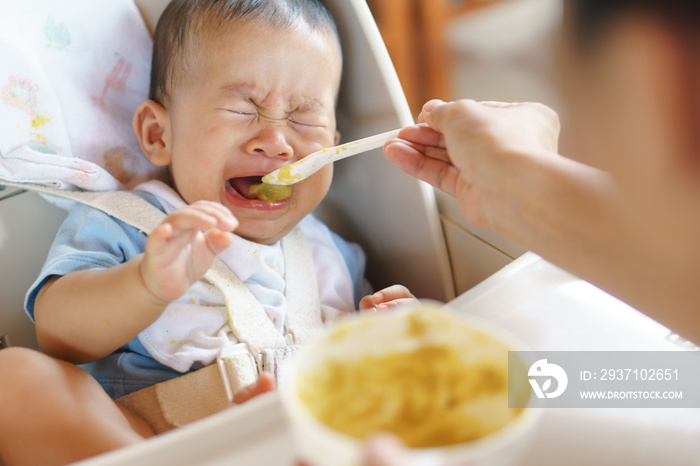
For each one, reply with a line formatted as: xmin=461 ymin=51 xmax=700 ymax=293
xmin=319 ymin=0 xmax=453 ymax=302
xmin=0 ymin=0 xmax=453 ymax=350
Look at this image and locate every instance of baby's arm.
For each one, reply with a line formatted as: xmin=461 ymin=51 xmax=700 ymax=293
xmin=359 ymin=285 xmax=418 ymax=312
xmin=34 ymin=201 xmax=237 ymax=364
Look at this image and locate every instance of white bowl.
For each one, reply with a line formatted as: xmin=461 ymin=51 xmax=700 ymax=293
xmin=280 ymin=303 xmax=541 ymax=466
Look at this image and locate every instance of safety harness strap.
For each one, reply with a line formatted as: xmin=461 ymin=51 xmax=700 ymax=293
xmin=4 ymin=181 xmax=325 ymax=432
xmin=1 ymin=181 xmax=288 ymax=352
xmin=282 ymin=226 xmax=324 ymax=345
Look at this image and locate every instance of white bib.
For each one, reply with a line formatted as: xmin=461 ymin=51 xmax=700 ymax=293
xmin=135 ymin=181 xmax=355 ymax=373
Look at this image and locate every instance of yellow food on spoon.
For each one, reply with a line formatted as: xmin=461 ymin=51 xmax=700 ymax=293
xmin=249 ymin=182 xmax=292 ymax=202
xmin=276 ymin=165 xmax=303 ymax=185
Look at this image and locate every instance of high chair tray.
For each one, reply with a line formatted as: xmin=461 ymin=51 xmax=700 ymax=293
xmin=74 ymin=253 xmax=700 ymax=466
xmin=74 ymin=392 xmax=297 ymax=466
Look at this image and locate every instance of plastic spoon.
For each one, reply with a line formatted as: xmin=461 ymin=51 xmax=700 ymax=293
xmin=261 ymin=123 xmax=428 ymax=185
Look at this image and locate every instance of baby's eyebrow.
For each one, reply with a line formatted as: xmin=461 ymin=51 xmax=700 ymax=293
xmin=218 ymin=83 xmax=326 ymax=112
xmin=218 ymin=83 xmax=254 ymax=100
xmin=293 ymin=97 xmax=326 ymax=113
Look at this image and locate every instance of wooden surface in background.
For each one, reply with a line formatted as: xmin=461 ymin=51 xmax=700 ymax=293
xmin=366 ymin=0 xmax=503 ymax=116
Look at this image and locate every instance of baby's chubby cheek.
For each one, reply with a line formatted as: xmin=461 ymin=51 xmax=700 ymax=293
xmin=308 ymin=163 xmax=334 ymax=197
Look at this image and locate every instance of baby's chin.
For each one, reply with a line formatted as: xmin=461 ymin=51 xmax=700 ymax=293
xmin=234 ymin=221 xmax=297 ymax=245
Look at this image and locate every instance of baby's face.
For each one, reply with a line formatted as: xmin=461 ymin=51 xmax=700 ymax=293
xmin=165 ymin=21 xmax=341 ymax=244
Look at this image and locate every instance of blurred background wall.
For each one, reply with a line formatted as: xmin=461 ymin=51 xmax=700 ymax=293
xmin=367 ymin=0 xmax=562 ymax=294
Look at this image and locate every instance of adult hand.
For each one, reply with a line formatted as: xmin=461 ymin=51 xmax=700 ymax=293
xmin=364 ymin=435 xmax=443 ymax=466
xmin=297 ymin=435 xmax=442 ymax=466
xmin=384 ymin=99 xmax=560 ymax=231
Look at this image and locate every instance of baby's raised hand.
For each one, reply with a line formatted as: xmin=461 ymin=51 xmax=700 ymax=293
xmin=359 ymin=285 xmax=418 ymax=312
xmin=140 ymin=201 xmax=238 ymax=304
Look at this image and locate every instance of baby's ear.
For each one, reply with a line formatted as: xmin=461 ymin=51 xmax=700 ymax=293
xmin=132 ymin=99 xmax=171 ymax=166
xmin=334 ymin=130 xmax=341 ymax=145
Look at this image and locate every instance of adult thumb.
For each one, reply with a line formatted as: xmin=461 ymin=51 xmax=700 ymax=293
xmin=419 ymin=99 xmax=446 ymax=129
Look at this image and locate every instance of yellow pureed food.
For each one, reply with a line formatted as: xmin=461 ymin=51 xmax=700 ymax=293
xmin=274 ymin=165 xmax=303 ymax=185
xmin=249 ymin=182 xmax=292 ymax=202
xmin=296 ymin=308 xmax=521 ymax=448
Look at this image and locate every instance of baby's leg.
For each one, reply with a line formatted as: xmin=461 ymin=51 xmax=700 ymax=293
xmin=0 ymin=347 xmax=153 ymax=466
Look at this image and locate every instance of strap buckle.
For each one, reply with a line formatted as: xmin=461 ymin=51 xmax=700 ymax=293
xmin=216 ymin=345 xmax=259 ymax=402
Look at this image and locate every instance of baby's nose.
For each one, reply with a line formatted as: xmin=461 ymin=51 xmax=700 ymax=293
xmin=245 ymin=126 xmax=293 ymax=159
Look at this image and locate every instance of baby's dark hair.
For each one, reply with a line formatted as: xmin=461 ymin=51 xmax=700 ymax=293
xmin=150 ymin=0 xmax=340 ymax=106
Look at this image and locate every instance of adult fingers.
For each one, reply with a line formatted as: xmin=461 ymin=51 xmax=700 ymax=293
xmin=365 ymin=434 xmax=444 ymax=466
xmin=384 ymin=139 xmax=461 ymax=197
xmin=394 ymin=124 xmax=446 ymax=150
xmin=364 ymin=435 xmax=414 ymax=466
xmin=418 ymin=99 xmax=455 ymax=134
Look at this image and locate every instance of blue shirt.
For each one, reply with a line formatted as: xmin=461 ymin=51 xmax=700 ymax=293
xmin=25 ymin=191 xmax=367 ymax=398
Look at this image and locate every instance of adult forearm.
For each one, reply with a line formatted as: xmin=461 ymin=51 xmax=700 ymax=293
xmin=491 ymin=152 xmax=700 ymax=344
xmin=392 ymin=99 xmax=700 ymax=342
xmin=34 ymin=254 xmax=168 ymax=364
xmin=489 ymin=151 xmax=628 ymax=277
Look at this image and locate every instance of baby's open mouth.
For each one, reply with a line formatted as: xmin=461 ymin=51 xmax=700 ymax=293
xmin=227 ymin=176 xmax=292 ymax=202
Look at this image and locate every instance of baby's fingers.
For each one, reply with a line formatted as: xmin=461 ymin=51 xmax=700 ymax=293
xmin=204 ymin=228 xmax=234 ymax=256
xmin=359 ymin=285 xmax=418 ymax=312
xmin=147 ymin=211 xmax=206 ymax=255
xmin=233 ymin=372 xmax=276 ymax=404
xmin=147 ymin=203 xmax=237 ymax=262
xmin=188 ymin=201 xmax=238 ymax=232
xmin=145 ymin=222 xmax=198 ymax=269
xmin=166 ymin=202 xmax=237 ymax=234
xmin=359 ymin=297 xmax=416 ymax=312
xmin=373 ymin=285 xmax=416 ymax=304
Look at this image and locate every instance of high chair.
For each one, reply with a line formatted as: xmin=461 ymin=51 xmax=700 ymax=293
xmin=0 ymin=0 xmax=455 ymax=351
xmin=3 ymin=3 xmax=700 ymax=466
xmin=0 ymin=0 xmax=452 ymax=462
